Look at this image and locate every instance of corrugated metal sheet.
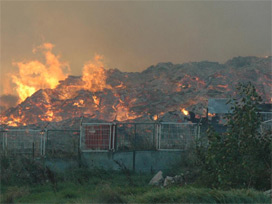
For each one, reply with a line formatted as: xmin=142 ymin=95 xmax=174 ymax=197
xmin=208 ymin=98 xmax=232 ymax=114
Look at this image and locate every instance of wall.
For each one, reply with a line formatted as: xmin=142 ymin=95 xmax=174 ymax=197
xmin=43 ymin=150 xmax=185 ymax=173
xmin=80 ymin=150 xmax=185 ymax=173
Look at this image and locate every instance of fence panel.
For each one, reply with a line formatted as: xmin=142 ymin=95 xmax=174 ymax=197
xmin=80 ymin=123 xmax=112 ymax=151
xmin=116 ymin=123 xmax=156 ymax=151
xmin=46 ymin=130 xmax=80 ymax=158
xmin=0 ymin=131 xmax=6 ymax=155
xmin=159 ymin=123 xmax=198 ymax=150
xmin=260 ymin=112 xmax=272 ymax=122
xmin=0 ymin=130 xmax=44 ymax=157
xmin=260 ymin=119 xmax=272 ymax=140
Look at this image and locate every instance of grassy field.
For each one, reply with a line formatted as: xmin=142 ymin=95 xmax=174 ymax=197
xmin=1 ymin=171 xmax=270 ymax=204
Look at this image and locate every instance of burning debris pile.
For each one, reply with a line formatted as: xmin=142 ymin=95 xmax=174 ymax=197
xmin=1 ymin=51 xmax=271 ymax=128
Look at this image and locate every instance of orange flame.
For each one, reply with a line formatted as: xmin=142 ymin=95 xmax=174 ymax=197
xmin=73 ymin=99 xmax=85 ymax=107
xmin=10 ymin=43 xmax=69 ymax=102
xmin=92 ymin=96 xmax=100 ymax=106
xmin=82 ymin=55 xmax=111 ymax=92
xmin=181 ymin=108 xmax=189 ymax=116
xmin=208 ymin=113 xmax=216 ymax=117
xmin=115 ymin=82 xmax=126 ymax=89
xmin=39 ymin=110 xmax=54 ymax=122
xmin=217 ymin=84 xmax=229 ymax=89
xmin=112 ymin=103 xmax=141 ymax=121
xmin=1 ymin=115 xmax=26 ymax=127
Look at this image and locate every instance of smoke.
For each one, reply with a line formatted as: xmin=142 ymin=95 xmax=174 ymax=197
xmin=0 ymin=94 xmax=19 ymax=112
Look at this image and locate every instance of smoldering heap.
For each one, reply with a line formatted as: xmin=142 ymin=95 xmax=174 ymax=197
xmin=1 ymin=56 xmax=271 ymax=129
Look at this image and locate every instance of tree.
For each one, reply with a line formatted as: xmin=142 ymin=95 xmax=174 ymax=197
xmin=198 ymin=82 xmax=271 ymax=189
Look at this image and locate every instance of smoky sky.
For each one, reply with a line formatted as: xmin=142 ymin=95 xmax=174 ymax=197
xmin=0 ymin=94 xmax=19 ymax=112
xmin=1 ymin=1 xmax=271 ymax=96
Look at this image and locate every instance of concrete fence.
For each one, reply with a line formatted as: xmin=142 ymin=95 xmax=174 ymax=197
xmin=0 ymin=122 xmax=199 ymax=172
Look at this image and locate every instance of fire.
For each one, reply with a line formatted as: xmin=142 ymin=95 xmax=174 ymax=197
xmin=39 ymin=110 xmax=54 ymax=122
xmin=82 ymin=55 xmax=111 ymax=92
xmin=1 ymin=44 xmax=271 ymax=127
xmin=1 ymin=115 xmax=26 ymax=127
xmin=112 ymin=102 xmax=141 ymax=121
xmin=92 ymin=96 xmax=100 ymax=106
xmin=176 ymin=75 xmax=205 ymax=92
xmin=10 ymin=43 xmax=69 ymax=102
xmin=208 ymin=113 xmax=216 ymax=117
xmin=217 ymin=84 xmax=229 ymax=89
xmin=38 ymin=102 xmax=55 ymax=121
xmin=1 ymin=43 xmax=116 ymax=126
xmin=115 ymin=82 xmax=126 ymax=89
xmin=73 ymin=100 xmax=84 ymax=107
xmin=181 ymin=108 xmax=189 ymax=116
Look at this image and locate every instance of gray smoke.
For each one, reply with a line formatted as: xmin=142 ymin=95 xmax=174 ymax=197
xmin=0 ymin=94 xmax=19 ymax=113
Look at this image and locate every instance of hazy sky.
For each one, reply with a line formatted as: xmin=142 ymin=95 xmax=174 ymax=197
xmin=1 ymin=1 xmax=271 ymax=96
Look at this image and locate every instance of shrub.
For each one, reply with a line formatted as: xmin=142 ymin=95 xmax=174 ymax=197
xmin=97 ymin=184 xmax=126 ymax=203
xmin=1 ymin=155 xmax=47 ymax=186
xmin=3 ymin=186 xmax=29 ymax=203
xmin=198 ymin=82 xmax=272 ymax=189
xmin=133 ymin=187 xmax=271 ymax=203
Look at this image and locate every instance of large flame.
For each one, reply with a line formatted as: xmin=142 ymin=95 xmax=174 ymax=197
xmin=11 ymin=43 xmax=69 ymax=102
xmin=113 ymin=103 xmax=140 ymax=121
xmin=82 ymin=55 xmax=111 ymax=92
xmin=1 ymin=43 xmax=271 ymax=127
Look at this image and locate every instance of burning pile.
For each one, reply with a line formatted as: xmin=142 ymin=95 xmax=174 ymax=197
xmin=1 ymin=43 xmax=271 ymax=128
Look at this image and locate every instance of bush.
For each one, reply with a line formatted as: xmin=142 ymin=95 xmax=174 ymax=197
xmin=97 ymin=184 xmax=126 ymax=203
xmin=2 ymin=186 xmax=30 ymax=203
xmin=197 ymin=82 xmax=272 ymax=189
xmin=1 ymin=155 xmax=47 ymax=186
xmin=133 ymin=187 xmax=271 ymax=203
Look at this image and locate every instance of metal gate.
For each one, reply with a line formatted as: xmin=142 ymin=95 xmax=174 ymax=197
xmin=158 ymin=123 xmax=198 ymax=150
xmin=46 ymin=129 xmax=80 ymax=158
xmin=260 ymin=119 xmax=272 ymax=139
xmin=1 ymin=129 xmax=45 ymax=157
xmin=115 ymin=123 xmax=157 ymax=151
xmin=80 ymin=122 xmax=200 ymax=152
xmin=80 ymin=123 xmax=114 ymax=152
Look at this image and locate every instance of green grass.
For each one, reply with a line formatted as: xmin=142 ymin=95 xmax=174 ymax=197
xmin=131 ymin=187 xmax=270 ymax=203
xmin=1 ymin=172 xmax=270 ymax=204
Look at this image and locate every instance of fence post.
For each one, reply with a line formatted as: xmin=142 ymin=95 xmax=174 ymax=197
xmin=158 ymin=123 xmax=161 ymax=150
xmin=79 ymin=124 xmax=82 ymax=150
xmin=44 ymin=129 xmax=47 ymax=156
xmin=3 ymin=132 xmax=7 ymax=156
xmin=153 ymin=123 xmax=155 ymax=149
xmin=32 ymin=142 xmax=35 ymax=160
xmin=40 ymin=131 xmax=43 ymax=156
xmin=109 ymin=124 xmax=112 ymax=150
xmin=78 ymin=130 xmax=82 ymax=167
xmin=115 ymin=124 xmax=118 ymax=150
xmin=112 ymin=123 xmax=115 ymax=151
xmin=133 ymin=124 xmax=137 ymax=172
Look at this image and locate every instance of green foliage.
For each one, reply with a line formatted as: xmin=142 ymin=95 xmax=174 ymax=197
xmin=0 ymin=155 xmax=47 ymax=186
xmin=2 ymin=186 xmax=30 ymax=204
xmin=2 ymin=180 xmax=270 ymax=204
xmin=133 ymin=187 xmax=270 ymax=204
xmin=97 ymin=184 xmax=126 ymax=203
xmin=198 ymin=82 xmax=272 ymax=189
